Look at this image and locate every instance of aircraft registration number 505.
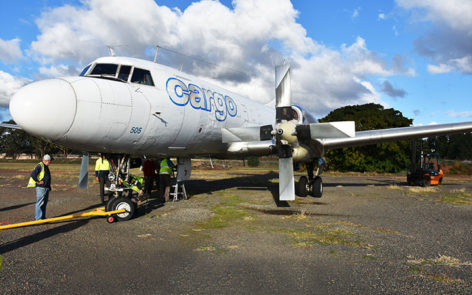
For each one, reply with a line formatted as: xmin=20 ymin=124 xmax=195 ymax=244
xmin=130 ymin=127 xmax=142 ymax=134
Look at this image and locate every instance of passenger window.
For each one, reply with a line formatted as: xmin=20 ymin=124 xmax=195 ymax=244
xmin=131 ymin=68 xmax=154 ymax=86
xmin=79 ymin=65 xmax=91 ymax=76
xmin=90 ymin=63 xmax=118 ymax=76
xmin=118 ymin=65 xmax=131 ymax=81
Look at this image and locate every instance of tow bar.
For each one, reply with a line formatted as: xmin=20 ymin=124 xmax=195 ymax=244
xmin=0 ymin=207 xmax=126 ymax=230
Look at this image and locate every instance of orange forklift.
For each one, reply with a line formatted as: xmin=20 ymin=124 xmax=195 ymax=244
xmin=407 ymin=139 xmax=444 ymax=186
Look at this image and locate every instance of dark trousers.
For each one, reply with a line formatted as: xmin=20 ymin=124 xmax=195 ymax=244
xmin=143 ymin=176 xmax=154 ymax=195
xmin=99 ymin=176 xmax=110 ymax=203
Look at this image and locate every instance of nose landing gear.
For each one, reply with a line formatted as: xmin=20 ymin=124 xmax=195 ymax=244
xmin=296 ymin=158 xmax=324 ymax=198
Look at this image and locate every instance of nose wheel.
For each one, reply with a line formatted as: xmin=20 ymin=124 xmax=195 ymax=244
xmin=106 ymin=196 xmax=135 ymax=222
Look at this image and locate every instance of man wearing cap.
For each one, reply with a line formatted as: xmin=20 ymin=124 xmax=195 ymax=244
xmin=28 ymin=154 xmax=52 ymax=220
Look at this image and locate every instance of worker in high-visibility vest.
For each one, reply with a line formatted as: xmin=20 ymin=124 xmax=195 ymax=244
xmin=28 ymin=154 xmax=52 ymax=220
xmin=95 ymin=154 xmax=110 ymax=204
xmin=159 ymin=158 xmax=175 ymax=202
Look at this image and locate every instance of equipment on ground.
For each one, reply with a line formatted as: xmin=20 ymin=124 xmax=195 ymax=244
xmin=407 ymin=140 xmax=444 ymax=186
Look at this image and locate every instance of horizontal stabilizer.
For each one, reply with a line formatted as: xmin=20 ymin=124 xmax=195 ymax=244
xmin=308 ymin=121 xmax=355 ymax=139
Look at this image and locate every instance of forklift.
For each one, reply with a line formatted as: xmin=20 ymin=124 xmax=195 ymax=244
xmin=407 ymin=139 xmax=444 ymax=186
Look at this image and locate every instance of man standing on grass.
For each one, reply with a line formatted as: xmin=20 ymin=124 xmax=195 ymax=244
xmin=28 ymin=154 xmax=52 ymax=220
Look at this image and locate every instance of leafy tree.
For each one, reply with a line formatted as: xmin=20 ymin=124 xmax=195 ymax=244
xmin=319 ymin=103 xmax=413 ymax=173
xmin=0 ymin=126 xmax=32 ymax=159
xmin=1 ymin=120 xmax=66 ymax=159
xmin=427 ymin=133 xmax=472 ymax=160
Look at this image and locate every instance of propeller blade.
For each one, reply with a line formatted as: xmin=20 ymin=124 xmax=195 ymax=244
xmin=278 ymin=156 xmax=295 ymax=201
xmin=296 ymin=121 xmax=356 ymax=141
xmin=275 ymin=63 xmax=293 ymax=123
xmin=275 ymin=63 xmax=291 ymax=108
xmin=78 ymin=152 xmax=89 ymax=189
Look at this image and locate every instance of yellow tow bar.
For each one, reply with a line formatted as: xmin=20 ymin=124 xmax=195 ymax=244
xmin=0 ymin=207 xmax=126 ymax=230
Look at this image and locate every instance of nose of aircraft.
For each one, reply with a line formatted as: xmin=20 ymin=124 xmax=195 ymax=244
xmin=10 ymin=78 xmax=77 ymax=140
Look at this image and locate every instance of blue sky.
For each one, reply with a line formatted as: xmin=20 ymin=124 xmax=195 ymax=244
xmin=0 ymin=0 xmax=471 ymax=125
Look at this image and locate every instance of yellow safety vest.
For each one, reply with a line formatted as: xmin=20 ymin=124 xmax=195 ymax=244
xmin=27 ymin=162 xmax=45 ymax=188
xmin=95 ymin=158 xmax=110 ymax=171
xmin=159 ymin=159 xmax=172 ymax=175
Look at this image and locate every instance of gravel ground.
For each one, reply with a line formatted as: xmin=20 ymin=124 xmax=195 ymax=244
xmin=0 ymin=164 xmax=471 ymax=294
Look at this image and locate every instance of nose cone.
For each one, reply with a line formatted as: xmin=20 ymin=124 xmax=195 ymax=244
xmin=10 ymin=79 xmax=77 ymax=140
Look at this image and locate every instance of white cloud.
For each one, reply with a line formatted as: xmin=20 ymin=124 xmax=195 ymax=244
xmin=28 ymin=0 xmax=413 ymax=117
xmin=397 ymin=0 xmax=472 ymax=74
xmin=39 ymin=64 xmax=79 ymax=77
xmin=396 ymin=0 xmax=472 ymax=30
xmin=378 ymin=13 xmax=386 ymax=20
xmin=0 ymin=70 xmax=30 ymax=107
xmin=446 ymin=110 xmax=472 ymax=118
xmin=0 ymin=38 xmax=23 ymax=63
xmin=427 ymin=63 xmax=453 ymax=74
xmin=352 ymin=7 xmax=360 ymax=19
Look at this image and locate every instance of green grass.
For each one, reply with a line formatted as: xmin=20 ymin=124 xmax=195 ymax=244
xmin=196 ymin=206 xmax=249 ymax=230
xmin=285 ymin=225 xmax=368 ymax=248
xmin=438 ymin=192 xmax=472 ymax=205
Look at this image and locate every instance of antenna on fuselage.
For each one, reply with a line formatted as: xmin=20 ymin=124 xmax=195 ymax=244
xmin=107 ymin=45 xmax=116 ymax=57
xmin=153 ymin=45 xmax=160 ymax=63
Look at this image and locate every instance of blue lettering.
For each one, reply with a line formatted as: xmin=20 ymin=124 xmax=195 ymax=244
xmin=166 ymin=78 xmax=189 ymax=106
xmin=166 ymin=77 xmax=237 ymax=121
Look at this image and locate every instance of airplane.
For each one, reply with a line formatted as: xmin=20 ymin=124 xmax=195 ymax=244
xmin=3 ymin=55 xmax=472 ymax=220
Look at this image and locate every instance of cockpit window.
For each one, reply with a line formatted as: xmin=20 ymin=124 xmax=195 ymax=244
xmin=131 ymin=68 xmax=154 ymax=86
xmin=79 ymin=65 xmax=91 ymax=76
xmin=118 ymin=65 xmax=132 ymax=81
xmin=90 ymin=63 xmax=118 ymax=76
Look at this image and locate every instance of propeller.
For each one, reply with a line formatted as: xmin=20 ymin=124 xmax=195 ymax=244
xmin=274 ymin=63 xmax=295 ymax=201
xmin=221 ymin=63 xmax=355 ymax=201
xmin=78 ymin=152 xmax=89 ymax=189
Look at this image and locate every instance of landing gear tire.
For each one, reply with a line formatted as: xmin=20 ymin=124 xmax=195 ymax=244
xmin=106 ymin=197 xmax=118 ymax=212
xmin=112 ymin=197 xmax=135 ymax=221
xmin=296 ymin=176 xmax=308 ymax=197
xmin=311 ymin=176 xmax=323 ymax=198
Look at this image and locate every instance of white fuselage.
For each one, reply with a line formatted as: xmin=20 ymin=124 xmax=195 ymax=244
xmin=10 ymin=56 xmax=274 ymax=157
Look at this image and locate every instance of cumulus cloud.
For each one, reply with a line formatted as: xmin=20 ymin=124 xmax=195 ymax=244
xmin=39 ymin=64 xmax=80 ymax=77
xmin=0 ymin=70 xmax=30 ymax=107
xmin=397 ymin=0 xmax=472 ymax=74
xmin=381 ymin=80 xmax=406 ymax=98
xmin=0 ymin=38 xmax=23 ymax=63
xmin=28 ymin=0 xmax=412 ymax=117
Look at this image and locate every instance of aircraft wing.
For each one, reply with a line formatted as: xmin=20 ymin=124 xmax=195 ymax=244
xmin=318 ymin=121 xmax=472 ymax=150
xmin=0 ymin=123 xmax=22 ymax=130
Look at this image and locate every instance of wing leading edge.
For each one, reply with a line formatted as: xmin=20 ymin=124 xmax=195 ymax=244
xmin=319 ymin=121 xmax=472 ymax=150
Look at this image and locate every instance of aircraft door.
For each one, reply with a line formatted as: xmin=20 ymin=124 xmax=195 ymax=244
xmin=97 ymin=81 xmax=132 ymax=144
xmin=142 ymin=88 xmax=183 ymax=151
xmin=127 ymin=85 xmax=151 ymax=149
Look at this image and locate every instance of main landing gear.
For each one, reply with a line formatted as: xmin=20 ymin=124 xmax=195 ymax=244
xmin=296 ymin=158 xmax=325 ymax=198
